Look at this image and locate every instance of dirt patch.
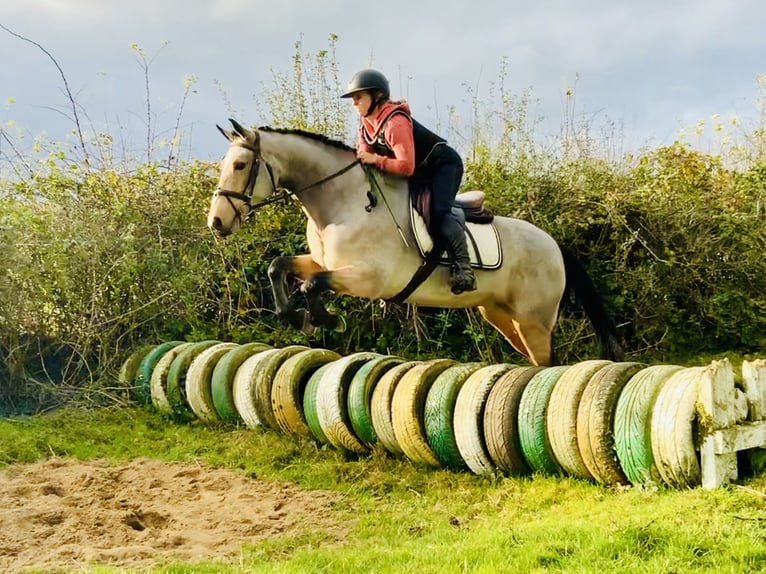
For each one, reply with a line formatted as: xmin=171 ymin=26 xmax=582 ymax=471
xmin=0 ymin=457 xmax=347 ymax=573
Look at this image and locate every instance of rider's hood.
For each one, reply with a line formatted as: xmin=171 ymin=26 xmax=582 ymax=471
xmin=361 ymin=100 xmax=412 ymax=137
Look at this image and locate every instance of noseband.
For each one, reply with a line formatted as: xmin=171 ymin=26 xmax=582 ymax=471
xmin=213 ymin=143 xmax=281 ymax=224
xmin=213 ymin=142 xmax=361 ymax=223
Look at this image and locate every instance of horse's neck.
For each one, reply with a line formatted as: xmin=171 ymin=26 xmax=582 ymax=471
xmin=261 ymin=131 xmax=374 ymax=225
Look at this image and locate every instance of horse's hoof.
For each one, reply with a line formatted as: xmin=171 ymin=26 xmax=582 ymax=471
xmin=301 ymin=320 xmax=318 ymax=336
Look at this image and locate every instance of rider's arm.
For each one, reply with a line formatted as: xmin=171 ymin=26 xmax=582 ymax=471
xmin=376 ymin=114 xmax=415 ymax=176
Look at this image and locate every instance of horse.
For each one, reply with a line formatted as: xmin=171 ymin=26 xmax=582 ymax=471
xmin=207 ymin=119 xmax=623 ymax=367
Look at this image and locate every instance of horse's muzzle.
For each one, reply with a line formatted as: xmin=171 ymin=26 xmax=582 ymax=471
xmin=209 ymin=217 xmax=232 ymax=237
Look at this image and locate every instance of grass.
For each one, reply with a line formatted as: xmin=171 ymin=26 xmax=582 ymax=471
xmin=2 ymin=407 xmax=766 ymax=573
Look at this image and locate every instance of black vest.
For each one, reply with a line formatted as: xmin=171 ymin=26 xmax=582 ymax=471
xmin=361 ymin=109 xmax=446 ymax=171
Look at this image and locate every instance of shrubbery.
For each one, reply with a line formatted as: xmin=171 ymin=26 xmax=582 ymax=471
xmin=1 ymin=37 xmax=765 ymax=411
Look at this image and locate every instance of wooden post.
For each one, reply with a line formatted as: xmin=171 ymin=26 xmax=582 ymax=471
xmin=698 ymin=359 xmax=766 ymax=489
xmin=742 ymin=359 xmax=766 ymax=421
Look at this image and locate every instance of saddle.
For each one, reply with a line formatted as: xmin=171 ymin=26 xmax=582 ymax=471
xmin=410 ymin=181 xmax=494 ymax=231
xmin=386 ymin=181 xmax=503 ymax=305
xmin=409 ymin=182 xmax=501 ymax=270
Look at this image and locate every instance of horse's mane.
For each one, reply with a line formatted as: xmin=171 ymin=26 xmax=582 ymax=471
xmin=259 ymin=126 xmax=355 ymax=152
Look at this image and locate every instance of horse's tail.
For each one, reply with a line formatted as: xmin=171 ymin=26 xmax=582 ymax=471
xmin=558 ymin=245 xmax=624 ymax=361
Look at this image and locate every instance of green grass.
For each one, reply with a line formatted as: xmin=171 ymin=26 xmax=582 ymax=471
xmin=2 ymin=407 xmax=766 ymax=574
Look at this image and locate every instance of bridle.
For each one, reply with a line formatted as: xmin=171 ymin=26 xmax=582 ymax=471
xmin=213 ymin=142 xmax=361 ymax=224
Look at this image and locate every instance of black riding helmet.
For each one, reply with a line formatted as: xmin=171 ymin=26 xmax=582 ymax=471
xmin=340 ymin=69 xmax=390 ymax=99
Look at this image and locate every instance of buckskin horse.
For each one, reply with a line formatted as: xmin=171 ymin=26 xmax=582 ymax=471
xmin=207 ymin=119 xmax=623 ymax=366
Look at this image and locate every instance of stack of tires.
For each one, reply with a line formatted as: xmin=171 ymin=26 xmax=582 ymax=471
xmin=119 ymin=342 xmax=708 ymax=488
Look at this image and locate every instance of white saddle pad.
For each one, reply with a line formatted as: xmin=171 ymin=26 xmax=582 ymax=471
xmin=410 ymin=205 xmax=502 ymax=270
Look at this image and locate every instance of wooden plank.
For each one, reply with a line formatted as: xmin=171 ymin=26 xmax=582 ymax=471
xmin=712 ymin=421 xmax=766 ymax=454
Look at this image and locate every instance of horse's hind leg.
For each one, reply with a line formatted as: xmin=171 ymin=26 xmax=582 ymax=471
xmin=511 ymin=315 xmax=556 ymax=367
xmin=478 ymin=305 xmax=555 ymax=367
xmin=478 ymin=306 xmax=531 ymax=362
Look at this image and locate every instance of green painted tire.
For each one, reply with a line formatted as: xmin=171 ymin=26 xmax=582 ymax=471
xmin=425 ymin=363 xmax=484 ymax=470
xmin=391 ymin=359 xmax=457 ymax=467
xmin=136 ymin=341 xmax=183 ymax=405
xmin=517 ymin=366 xmax=569 ymax=475
xmin=576 ymin=362 xmax=645 ymax=485
xmin=483 ymin=366 xmax=542 ymax=475
xmin=211 ymin=342 xmax=272 ymax=422
xmin=615 ymin=365 xmax=683 ymax=485
xmin=347 ymin=356 xmax=405 ymax=448
xmin=166 ymin=341 xmax=221 ymax=421
xmin=271 ymin=348 xmax=341 ymax=437
xmin=185 ymin=342 xmax=240 ymax=423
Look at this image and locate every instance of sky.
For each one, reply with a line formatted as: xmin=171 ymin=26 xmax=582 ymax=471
xmin=1 ymin=0 xmax=765 ymax=165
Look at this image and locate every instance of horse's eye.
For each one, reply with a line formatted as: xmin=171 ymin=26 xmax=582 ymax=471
xmin=233 ymin=161 xmax=246 ymax=170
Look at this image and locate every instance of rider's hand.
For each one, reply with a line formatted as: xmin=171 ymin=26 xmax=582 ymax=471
xmin=357 ymin=150 xmax=379 ymax=165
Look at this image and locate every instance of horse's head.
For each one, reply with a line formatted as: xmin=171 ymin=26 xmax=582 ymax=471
xmin=208 ymin=119 xmax=274 ymax=236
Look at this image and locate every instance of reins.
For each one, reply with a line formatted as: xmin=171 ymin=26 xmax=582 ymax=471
xmin=213 ymin=143 xmax=363 ymax=222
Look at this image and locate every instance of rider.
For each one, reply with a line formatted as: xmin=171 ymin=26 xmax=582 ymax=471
xmin=341 ymin=68 xmax=477 ymax=295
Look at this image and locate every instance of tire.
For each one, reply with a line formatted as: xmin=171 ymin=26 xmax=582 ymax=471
xmin=391 ymin=359 xmax=457 ymax=466
xmin=455 ymin=364 xmax=515 ymax=475
xmin=483 ymin=366 xmax=543 ymax=475
xmin=118 ymin=344 xmax=154 ymax=401
xmin=303 ymin=363 xmax=333 ymax=444
xmin=576 ymin=362 xmax=645 ymax=485
xmin=211 ymin=342 xmax=272 ymax=422
xmin=370 ymin=361 xmax=421 ymax=456
xmin=316 ymin=352 xmax=381 ymax=454
xmin=425 ymin=363 xmax=484 ymax=470
xmin=136 ymin=341 xmax=183 ymax=405
xmin=185 ymin=342 xmax=240 ymax=423
xmin=615 ymin=365 xmax=683 ymax=485
xmin=651 ymin=367 xmax=704 ymax=488
xmin=517 ymin=366 xmax=569 ymax=475
xmin=233 ymin=346 xmax=308 ymax=430
xmin=166 ymin=341 xmax=221 ymax=421
xmin=150 ymin=342 xmax=196 ymax=414
xmin=546 ymin=360 xmax=612 ymax=479
xmin=271 ymin=348 xmax=341 ymax=437
xmin=347 ymin=356 xmax=405 ymax=448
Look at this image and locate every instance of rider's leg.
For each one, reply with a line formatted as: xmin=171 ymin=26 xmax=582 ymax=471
xmin=430 ymin=149 xmax=476 ymax=294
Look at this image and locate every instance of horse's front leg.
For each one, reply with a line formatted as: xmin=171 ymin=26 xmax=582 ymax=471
xmin=267 ymin=254 xmax=323 ymax=331
xmin=301 ymin=270 xmax=344 ymax=332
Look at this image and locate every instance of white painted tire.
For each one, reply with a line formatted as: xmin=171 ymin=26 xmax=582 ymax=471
xmin=185 ymin=342 xmax=239 ymax=423
xmin=150 ymin=342 xmax=196 ymax=414
xmin=651 ymin=367 xmax=704 ymax=488
xmin=454 ymin=364 xmax=514 ymax=475
xmin=315 ymin=352 xmax=381 ymax=454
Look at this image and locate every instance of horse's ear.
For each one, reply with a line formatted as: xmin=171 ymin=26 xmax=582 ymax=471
xmin=217 ymin=124 xmax=234 ymax=141
xmin=229 ymin=118 xmax=248 ymax=137
xmin=228 ymin=118 xmax=258 ymax=147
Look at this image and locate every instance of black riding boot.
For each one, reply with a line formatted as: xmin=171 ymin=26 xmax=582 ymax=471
xmin=440 ymin=214 xmax=477 ymax=294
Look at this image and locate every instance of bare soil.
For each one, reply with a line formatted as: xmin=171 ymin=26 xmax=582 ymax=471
xmin=0 ymin=457 xmax=347 ymax=573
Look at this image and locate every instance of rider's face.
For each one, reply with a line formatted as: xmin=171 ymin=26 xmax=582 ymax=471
xmin=351 ymin=91 xmax=373 ymax=117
